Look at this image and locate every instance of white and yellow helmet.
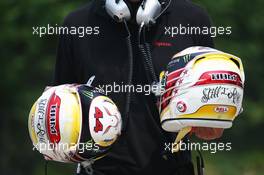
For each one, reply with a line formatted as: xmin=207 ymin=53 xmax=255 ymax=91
xmin=28 ymin=84 xmax=122 ymax=163
xmin=160 ymin=46 xmax=245 ymax=133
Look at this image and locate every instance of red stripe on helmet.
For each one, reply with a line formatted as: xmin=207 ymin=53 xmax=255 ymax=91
xmin=46 ymin=92 xmax=61 ymax=144
xmin=194 ymin=71 xmax=243 ymax=87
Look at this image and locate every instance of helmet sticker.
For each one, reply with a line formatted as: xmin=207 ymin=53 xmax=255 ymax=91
xmin=36 ymin=99 xmax=48 ymax=144
xmin=201 ymin=86 xmax=242 ymax=105
xmin=176 ymin=101 xmax=187 ymax=113
xmin=94 ymin=107 xmax=103 ymax=133
xmin=215 ymin=106 xmax=229 ymax=113
xmin=46 ymin=92 xmax=61 ymax=144
xmin=89 ymin=96 xmax=121 ymax=146
xmin=194 ymin=71 xmax=243 ymax=87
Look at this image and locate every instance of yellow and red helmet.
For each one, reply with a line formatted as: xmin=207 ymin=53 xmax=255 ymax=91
xmin=28 ymin=84 xmax=122 ymax=163
xmin=159 ymin=46 xmax=245 ymax=132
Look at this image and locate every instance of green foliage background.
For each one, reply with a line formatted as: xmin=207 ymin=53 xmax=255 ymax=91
xmin=1 ymin=0 xmax=263 ymax=175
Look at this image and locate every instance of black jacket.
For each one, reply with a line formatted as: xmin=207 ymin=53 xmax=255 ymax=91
xmin=54 ymin=0 xmax=214 ymax=175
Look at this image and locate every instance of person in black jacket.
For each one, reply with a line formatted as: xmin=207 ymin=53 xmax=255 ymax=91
xmin=54 ymin=0 xmax=223 ymax=174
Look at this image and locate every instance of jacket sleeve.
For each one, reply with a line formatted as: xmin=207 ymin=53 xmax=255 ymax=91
xmin=193 ymin=7 xmax=215 ymax=48
xmin=53 ymin=17 xmax=76 ymax=85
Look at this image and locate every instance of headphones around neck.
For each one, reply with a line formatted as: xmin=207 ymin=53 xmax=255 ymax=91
xmin=105 ymin=0 xmax=162 ymax=25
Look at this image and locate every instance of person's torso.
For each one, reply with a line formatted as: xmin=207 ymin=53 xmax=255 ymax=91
xmin=66 ymin=1 xmax=208 ymax=174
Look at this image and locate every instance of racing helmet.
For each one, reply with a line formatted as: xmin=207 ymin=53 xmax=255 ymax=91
xmin=159 ymin=46 xmax=245 ymax=133
xmin=28 ymin=84 xmax=122 ymax=163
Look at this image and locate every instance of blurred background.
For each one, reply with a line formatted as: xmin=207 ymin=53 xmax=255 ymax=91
xmin=1 ymin=0 xmax=263 ymax=175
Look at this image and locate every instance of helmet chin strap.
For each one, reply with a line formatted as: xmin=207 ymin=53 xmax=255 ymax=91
xmin=172 ymin=126 xmax=192 ymax=153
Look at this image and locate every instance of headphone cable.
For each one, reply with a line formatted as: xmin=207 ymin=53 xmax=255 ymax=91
xmin=137 ymin=0 xmax=172 ymax=86
xmin=155 ymin=0 xmax=172 ymax=20
xmin=122 ymin=20 xmax=134 ymax=132
xmin=138 ymin=23 xmax=158 ymax=85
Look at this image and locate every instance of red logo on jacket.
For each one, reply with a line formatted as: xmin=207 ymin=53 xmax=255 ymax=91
xmin=154 ymin=41 xmax=172 ymax=47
